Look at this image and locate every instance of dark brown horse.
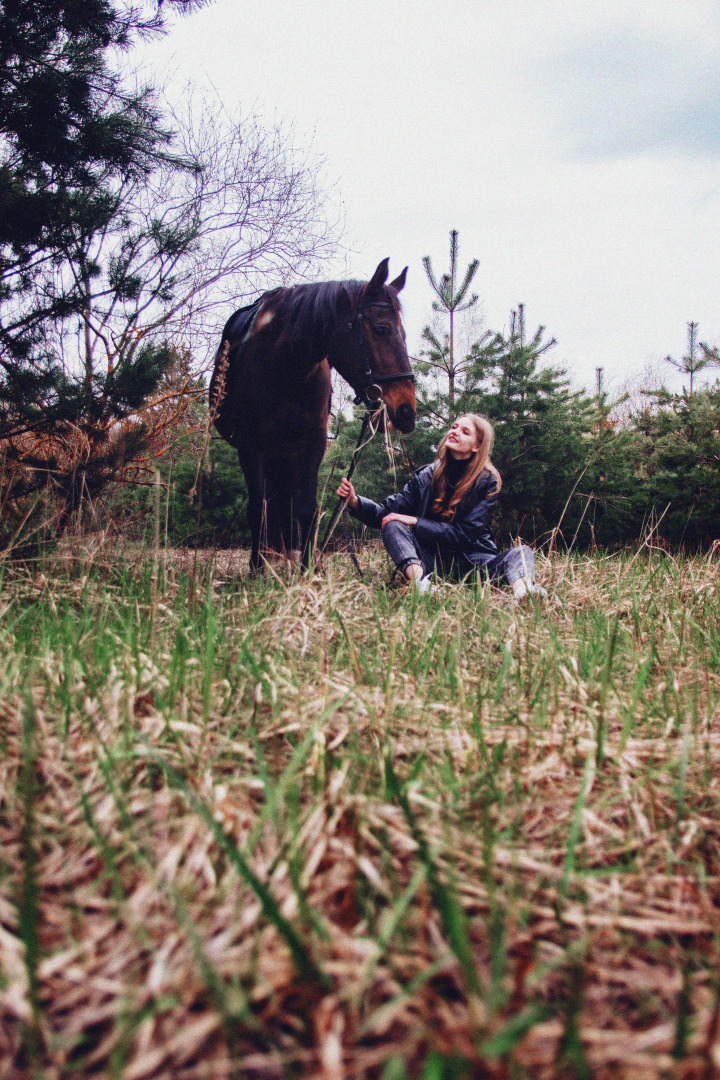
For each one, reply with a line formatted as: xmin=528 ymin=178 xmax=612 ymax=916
xmin=209 ymin=258 xmax=416 ymax=568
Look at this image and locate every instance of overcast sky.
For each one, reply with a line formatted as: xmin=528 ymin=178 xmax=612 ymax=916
xmin=138 ymin=0 xmax=720 ymax=394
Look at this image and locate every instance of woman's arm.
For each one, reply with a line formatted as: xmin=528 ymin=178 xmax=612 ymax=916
xmin=381 ymin=511 xmax=418 ymax=527
xmin=340 ymin=468 xmax=427 ymax=531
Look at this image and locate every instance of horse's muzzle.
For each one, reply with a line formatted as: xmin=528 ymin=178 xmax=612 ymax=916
xmin=392 ymin=402 xmax=416 ymax=433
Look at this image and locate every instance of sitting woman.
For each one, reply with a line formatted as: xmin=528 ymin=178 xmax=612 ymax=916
xmin=336 ymin=413 xmax=546 ymax=600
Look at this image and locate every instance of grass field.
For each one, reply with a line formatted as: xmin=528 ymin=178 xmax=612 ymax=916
xmin=1 ymin=541 xmax=719 ymax=1079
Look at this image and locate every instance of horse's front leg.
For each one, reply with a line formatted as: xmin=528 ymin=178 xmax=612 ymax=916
xmin=255 ymin=452 xmax=302 ymax=568
xmin=239 ymin=449 xmax=265 ymax=571
xmin=265 ymin=439 xmax=324 ymax=569
xmin=297 ymin=430 xmax=328 ymax=569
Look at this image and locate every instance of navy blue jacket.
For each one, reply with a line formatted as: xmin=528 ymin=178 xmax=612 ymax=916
xmin=350 ymin=463 xmax=500 ymax=570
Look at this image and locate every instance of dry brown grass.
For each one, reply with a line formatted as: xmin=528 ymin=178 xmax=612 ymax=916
xmin=1 ymin=543 xmax=719 ymax=1078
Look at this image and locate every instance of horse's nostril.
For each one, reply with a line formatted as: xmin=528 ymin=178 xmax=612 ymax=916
xmin=396 ymin=402 xmax=416 ymax=432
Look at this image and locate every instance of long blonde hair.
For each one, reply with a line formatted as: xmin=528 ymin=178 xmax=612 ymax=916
xmin=431 ymin=414 xmax=501 ymax=521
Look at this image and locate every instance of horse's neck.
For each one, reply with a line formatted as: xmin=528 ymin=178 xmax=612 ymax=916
xmin=281 ymin=285 xmax=342 ymax=369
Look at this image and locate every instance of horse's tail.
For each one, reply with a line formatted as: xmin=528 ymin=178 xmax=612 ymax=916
xmin=209 ymin=300 xmax=262 ymax=448
xmin=208 ymin=339 xmax=234 ymax=442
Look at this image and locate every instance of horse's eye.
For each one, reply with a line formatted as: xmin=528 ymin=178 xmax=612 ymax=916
xmin=373 ymin=325 xmax=390 ymax=337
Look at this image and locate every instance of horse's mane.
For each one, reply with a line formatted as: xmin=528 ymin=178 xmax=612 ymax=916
xmin=268 ymin=278 xmax=402 ymax=355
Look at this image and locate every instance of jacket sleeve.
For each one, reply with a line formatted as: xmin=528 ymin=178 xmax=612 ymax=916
xmin=349 ymin=469 xmax=426 ymax=530
xmin=413 ymin=476 xmax=498 ymax=553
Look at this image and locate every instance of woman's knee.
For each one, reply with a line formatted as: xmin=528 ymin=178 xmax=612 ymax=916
xmin=381 ymin=520 xmax=424 ymax=569
xmin=381 ymin=519 xmax=410 ymax=539
xmin=380 ymin=519 xmax=413 ymax=553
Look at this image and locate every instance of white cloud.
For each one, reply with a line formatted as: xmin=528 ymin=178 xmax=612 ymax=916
xmin=538 ymin=26 xmax=720 ymax=157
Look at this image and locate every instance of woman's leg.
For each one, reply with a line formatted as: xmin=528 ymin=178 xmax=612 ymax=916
xmin=380 ymin=520 xmax=433 ymax=582
xmin=483 ymin=545 xmax=546 ymax=598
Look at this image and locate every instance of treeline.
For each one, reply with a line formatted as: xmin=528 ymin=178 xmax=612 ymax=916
xmin=5 ymin=304 xmax=720 ymax=554
xmin=319 ymin=314 xmax=720 ymax=553
xmin=145 ymin=304 xmax=720 ymax=554
xmin=107 ymin=236 xmax=720 ymax=554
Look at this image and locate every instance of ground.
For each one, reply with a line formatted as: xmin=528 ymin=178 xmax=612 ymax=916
xmin=1 ymin=541 xmax=719 ymax=1078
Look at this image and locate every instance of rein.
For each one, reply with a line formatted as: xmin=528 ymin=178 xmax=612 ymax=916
xmin=317 ymin=408 xmax=378 ymax=564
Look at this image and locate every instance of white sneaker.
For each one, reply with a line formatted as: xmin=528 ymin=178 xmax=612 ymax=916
xmin=415 ymin=575 xmax=437 ymax=595
xmin=513 ymin=581 xmax=547 ymax=604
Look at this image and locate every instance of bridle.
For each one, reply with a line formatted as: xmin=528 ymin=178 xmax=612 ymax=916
xmin=349 ymin=300 xmax=416 ymax=406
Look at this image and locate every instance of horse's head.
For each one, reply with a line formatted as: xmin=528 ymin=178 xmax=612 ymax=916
xmin=333 ymin=259 xmax=416 ymax=434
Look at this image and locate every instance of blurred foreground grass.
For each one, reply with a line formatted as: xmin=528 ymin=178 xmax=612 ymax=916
xmin=1 ymin=542 xmax=719 ymax=1079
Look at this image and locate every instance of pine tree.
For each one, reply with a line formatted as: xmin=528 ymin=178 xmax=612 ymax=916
xmin=663 ymin=321 xmax=720 ymax=397
xmin=421 ymin=230 xmax=488 ymax=410
xmin=462 ymin=304 xmax=597 ymax=544
xmin=632 ymin=382 xmax=720 ymax=548
xmin=0 ymin=2 xmax=178 ymax=432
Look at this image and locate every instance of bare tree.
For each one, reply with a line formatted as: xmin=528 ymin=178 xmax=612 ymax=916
xmin=3 ymin=96 xmax=339 ymax=524
xmin=42 ymin=97 xmax=339 ymax=386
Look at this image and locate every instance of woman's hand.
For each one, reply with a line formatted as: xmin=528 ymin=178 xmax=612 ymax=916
xmin=381 ymin=512 xmax=418 ymax=528
xmin=336 ymin=476 xmax=359 ymax=509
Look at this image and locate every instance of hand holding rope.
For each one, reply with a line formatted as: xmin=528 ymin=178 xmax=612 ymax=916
xmin=318 ymin=407 xmax=380 ymax=556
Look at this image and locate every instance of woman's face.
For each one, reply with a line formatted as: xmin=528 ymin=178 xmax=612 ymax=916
xmin=445 ymin=417 xmax=480 ymax=459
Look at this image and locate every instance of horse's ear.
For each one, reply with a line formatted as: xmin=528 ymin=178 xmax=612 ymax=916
xmin=366 ymin=258 xmax=390 ymax=297
xmin=389 ymin=266 xmax=407 ymax=294
xmin=336 ymin=286 xmax=353 ymax=322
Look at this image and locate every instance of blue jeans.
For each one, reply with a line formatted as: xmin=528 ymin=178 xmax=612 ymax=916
xmin=380 ymin=520 xmax=535 ymax=586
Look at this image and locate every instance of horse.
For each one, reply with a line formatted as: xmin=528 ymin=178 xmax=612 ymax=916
xmin=209 ymin=258 xmax=416 ymax=569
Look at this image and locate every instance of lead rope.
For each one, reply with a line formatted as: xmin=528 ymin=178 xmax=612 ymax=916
xmin=317 ymin=407 xmax=381 ymax=571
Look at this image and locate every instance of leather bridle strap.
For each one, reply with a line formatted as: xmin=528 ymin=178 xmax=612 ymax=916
xmin=352 ymin=301 xmax=415 ymax=406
